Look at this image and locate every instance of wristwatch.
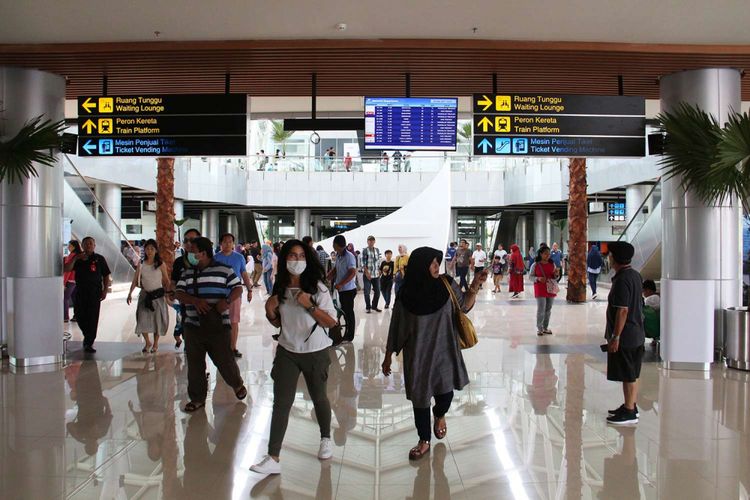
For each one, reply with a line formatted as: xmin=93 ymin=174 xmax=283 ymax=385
xmin=306 ymin=305 xmax=317 ymax=314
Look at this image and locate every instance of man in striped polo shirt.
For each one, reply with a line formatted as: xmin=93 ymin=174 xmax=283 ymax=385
xmin=175 ymin=237 xmax=247 ymax=412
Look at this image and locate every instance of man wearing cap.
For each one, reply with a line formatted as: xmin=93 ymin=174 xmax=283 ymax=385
xmin=604 ymin=242 xmax=645 ymax=425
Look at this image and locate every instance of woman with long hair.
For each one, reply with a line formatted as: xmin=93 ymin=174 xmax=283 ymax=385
xmin=394 ymin=244 xmax=409 ymax=295
xmin=508 ymin=244 xmax=525 ymax=298
xmin=63 ymin=240 xmax=82 ymax=322
xmin=532 ymin=245 xmax=559 ymax=336
xmin=587 ymin=245 xmax=604 ymax=299
xmin=251 ymin=239 xmax=338 ymax=476
xmin=382 ymin=247 xmax=487 ymax=460
xmin=127 ymin=239 xmax=170 ymax=353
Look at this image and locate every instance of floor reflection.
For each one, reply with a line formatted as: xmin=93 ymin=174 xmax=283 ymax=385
xmin=2 ymin=290 xmax=749 ymax=499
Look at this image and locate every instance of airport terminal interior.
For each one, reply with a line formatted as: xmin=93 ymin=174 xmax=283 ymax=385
xmin=1 ymin=1 xmax=750 ymax=499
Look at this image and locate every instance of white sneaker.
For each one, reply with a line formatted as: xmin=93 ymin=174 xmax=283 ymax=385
xmin=318 ymin=438 xmax=333 ymax=460
xmin=250 ymin=455 xmax=281 ymax=475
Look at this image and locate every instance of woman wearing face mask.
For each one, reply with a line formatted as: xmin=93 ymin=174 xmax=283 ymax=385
xmin=251 ymin=240 xmax=338 ymax=476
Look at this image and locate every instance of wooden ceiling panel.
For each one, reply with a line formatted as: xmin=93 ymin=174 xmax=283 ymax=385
xmin=1 ymin=40 xmax=748 ymax=99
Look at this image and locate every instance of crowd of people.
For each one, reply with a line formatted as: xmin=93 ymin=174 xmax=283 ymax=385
xmin=65 ymin=230 xmax=653 ymax=473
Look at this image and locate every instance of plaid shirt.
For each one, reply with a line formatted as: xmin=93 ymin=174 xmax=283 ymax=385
xmin=361 ymin=246 xmax=382 ymax=277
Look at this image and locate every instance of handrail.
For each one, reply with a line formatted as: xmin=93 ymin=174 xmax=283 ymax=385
xmin=63 ymin=153 xmax=139 ymax=261
xmin=616 ymin=177 xmax=661 ymax=242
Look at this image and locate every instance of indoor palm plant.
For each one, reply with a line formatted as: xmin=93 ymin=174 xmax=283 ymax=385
xmin=657 ymin=103 xmax=750 ymax=210
xmin=0 ymin=116 xmax=66 ymax=183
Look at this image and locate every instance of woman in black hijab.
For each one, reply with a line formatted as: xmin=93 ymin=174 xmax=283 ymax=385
xmin=382 ymin=246 xmax=487 ymax=460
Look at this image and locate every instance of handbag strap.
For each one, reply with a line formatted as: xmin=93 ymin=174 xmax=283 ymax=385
xmin=441 ymin=277 xmax=461 ymax=313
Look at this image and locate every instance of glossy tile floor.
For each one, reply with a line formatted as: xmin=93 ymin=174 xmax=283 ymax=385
xmin=2 ymin=281 xmax=749 ymax=499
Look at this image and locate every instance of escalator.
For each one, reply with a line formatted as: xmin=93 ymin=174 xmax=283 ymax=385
xmin=63 ymin=156 xmax=136 ymax=286
xmin=618 ymin=181 xmax=662 ymax=280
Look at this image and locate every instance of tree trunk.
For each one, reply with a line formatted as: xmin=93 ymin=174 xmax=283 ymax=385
xmin=566 ymin=158 xmax=588 ymax=302
xmin=156 ymin=158 xmax=175 ymax=275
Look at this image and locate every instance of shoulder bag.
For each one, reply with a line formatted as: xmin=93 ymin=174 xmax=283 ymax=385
xmin=440 ymin=277 xmax=478 ymax=350
xmin=540 ymin=263 xmax=560 ymax=295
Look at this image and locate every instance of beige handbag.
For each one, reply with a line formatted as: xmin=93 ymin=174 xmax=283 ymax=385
xmin=441 ymin=277 xmax=478 ymax=349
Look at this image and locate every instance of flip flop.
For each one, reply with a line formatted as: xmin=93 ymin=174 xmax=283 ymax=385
xmin=408 ymin=441 xmax=431 ymax=460
xmin=183 ymin=401 xmax=205 ymax=413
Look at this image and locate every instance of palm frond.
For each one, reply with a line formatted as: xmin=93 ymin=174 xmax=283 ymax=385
xmin=457 ymin=122 xmax=472 ymax=142
xmin=0 ymin=116 xmax=66 ymax=183
xmin=717 ymin=110 xmax=750 ymax=206
xmin=271 ymin=120 xmax=294 ymax=144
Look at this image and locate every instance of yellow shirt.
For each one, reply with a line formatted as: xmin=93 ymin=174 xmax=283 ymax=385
xmin=395 ymin=254 xmax=409 ymax=276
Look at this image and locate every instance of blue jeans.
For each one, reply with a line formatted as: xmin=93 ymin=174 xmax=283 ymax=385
xmin=263 ymin=270 xmax=274 ymax=294
xmin=363 ymin=275 xmax=381 ymax=310
xmin=456 ymin=266 xmax=469 ymax=291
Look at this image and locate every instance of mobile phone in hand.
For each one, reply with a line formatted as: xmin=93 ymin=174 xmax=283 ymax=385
xmin=600 ymin=343 xmax=609 ymax=352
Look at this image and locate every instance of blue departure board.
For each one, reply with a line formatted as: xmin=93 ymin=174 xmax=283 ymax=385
xmin=364 ymin=97 xmax=458 ymax=151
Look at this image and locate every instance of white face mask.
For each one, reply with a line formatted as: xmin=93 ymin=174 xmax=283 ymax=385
xmin=287 ymin=260 xmax=307 ymax=276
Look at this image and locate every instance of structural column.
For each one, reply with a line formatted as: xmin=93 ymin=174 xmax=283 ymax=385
xmin=294 ymin=208 xmax=311 ymax=240
xmin=516 ymin=215 xmax=528 ymax=250
xmin=450 ymin=209 xmax=458 ymax=243
xmin=226 ymin=214 xmax=239 ymax=238
xmin=94 ymin=182 xmax=122 ymax=245
xmin=200 ymin=209 xmax=220 ymax=246
xmin=533 ymin=209 xmax=551 ymax=247
xmin=0 ymin=67 xmax=65 ymax=366
xmin=625 ymin=184 xmax=651 ymax=240
xmin=311 ymin=215 xmax=322 ymax=241
xmin=660 ymin=68 xmax=743 ymax=369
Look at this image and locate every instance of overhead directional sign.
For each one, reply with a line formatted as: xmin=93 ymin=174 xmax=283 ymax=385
xmin=472 ymin=93 xmax=645 ymax=158
xmin=77 ymin=94 xmax=247 ymax=156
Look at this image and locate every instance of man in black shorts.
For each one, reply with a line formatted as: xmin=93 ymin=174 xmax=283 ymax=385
xmin=605 ymin=241 xmax=645 ymax=425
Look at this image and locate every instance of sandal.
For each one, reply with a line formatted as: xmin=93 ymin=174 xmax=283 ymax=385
xmin=235 ymin=385 xmax=248 ymax=400
xmin=150 ymin=347 xmax=158 ymax=353
xmin=142 ymin=347 xmax=149 ymax=353
xmin=433 ymin=417 xmax=447 ymax=440
xmin=183 ymin=401 xmax=205 ymax=413
xmin=408 ymin=441 xmax=431 ymax=460
xmin=175 ymin=338 xmax=182 ymax=349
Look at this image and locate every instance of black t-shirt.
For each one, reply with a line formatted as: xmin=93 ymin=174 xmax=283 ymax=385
xmin=73 ymin=253 xmax=111 ymax=289
xmin=380 ymin=261 xmax=394 ymax=281
xmin=606 ymin=267 xmax=645 ymax=348
xmin=171 ymin=255 xmax=192 ymax=283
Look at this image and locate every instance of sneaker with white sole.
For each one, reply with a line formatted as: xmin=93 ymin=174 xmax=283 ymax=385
xmin=318 ymin=438 xmax=333 ymax=460
xmin=606 ymin=409 xmax=638 ymax=425
xmin=608 ymin=404 xmax=639 ymax=417
xmin=250 ymin=455 xmax=281 ymax=475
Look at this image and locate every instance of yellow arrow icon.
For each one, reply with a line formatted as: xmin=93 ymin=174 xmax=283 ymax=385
xmin=82 ymin=97 xmax=97 ymax=114
xmin=477 ymin=116 xmax=493 ymax=133
xmin=477 ymin=95 xmax=493 ymax=111
xmin=81 ymin=119 xmax=97 ymax=134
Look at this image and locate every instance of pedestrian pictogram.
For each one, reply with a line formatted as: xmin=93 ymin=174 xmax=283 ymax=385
xmin=98 ymin=118 xmax=113 ymax=134
xmin=98 ymin=98 xmax=114 ymax=113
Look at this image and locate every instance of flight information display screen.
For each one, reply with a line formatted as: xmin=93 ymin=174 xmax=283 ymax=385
xmin=364 ymin=97 xmax=458 ymax=150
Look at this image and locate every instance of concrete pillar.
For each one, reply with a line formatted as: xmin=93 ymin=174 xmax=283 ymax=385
xmin=311 ymin=215 xmax=322 ymax=241
xmin=625 ymin=184 xmax=651 ymax=240
xmin=294 ymin=208 xmax=311 ymax=240
xmin=516 ymin=215 xmax=528 ymax=250
xmin=450 ymin=209 xmax=458 ymax=243
xmin=226 ymin=214 xmax=239 ymax=239
xmin=0 ymin=67 xmax=65 ymax=366
xmin=660 ymin=68 xmax=743 ymax=369
xmin=533 ymin=209 xmax=551 ymax=248
xmin=94 ymin=183 xmax=122 ymax=245
xmin=201 ymin=209 xmax=220 ymax=246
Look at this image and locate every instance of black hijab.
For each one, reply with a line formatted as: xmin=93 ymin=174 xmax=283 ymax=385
xmin=397 ymin=246 xmax=450 ymax=315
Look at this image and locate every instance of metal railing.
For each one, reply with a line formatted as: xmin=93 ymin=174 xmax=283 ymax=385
xmin=616 ymin=178 xmax=662 ymax=243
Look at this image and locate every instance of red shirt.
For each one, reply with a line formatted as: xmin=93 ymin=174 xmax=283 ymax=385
xmin=63 ymin=253 xmax=77 ymax=284
xmin=533 ymin=261 xmax=557 ymax=298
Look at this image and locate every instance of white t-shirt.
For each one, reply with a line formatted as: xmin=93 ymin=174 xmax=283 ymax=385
xmin=494 ymin=249 xmax=507 ymax=264
xmin=277 ymin=282 xmax=337 ymax=353
xmin=472 ymin=250 xmax=488 ymax=267
xmin=644 ymin=294 xmax=660 ymax=310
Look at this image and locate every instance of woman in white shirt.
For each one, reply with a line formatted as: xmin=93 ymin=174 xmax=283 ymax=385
xmin=251 ymin=239 xmax=338 ymax=476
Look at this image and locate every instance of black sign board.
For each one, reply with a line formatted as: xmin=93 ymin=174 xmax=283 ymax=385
xmin=77 ymin=94 xmax=246 ymax=116
xmin=77 ymin=94 xmax=247 ymax=156
xmin=78 ymin=136 xmax=247 ymax=157
xmin=471 ymin=93 xmax=645 ymax=158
